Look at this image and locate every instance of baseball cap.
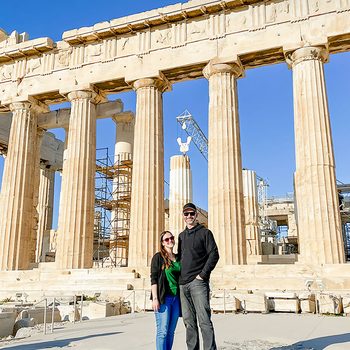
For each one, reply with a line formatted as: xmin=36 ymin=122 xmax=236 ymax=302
xmin=183 ymin=202 xmax=197 ymax=212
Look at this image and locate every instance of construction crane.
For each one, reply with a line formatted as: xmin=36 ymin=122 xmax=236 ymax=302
xmin=176 ymin=109 xmax=273 ymax=229
xmin=176 ymin=110 xmax=208 ymax=161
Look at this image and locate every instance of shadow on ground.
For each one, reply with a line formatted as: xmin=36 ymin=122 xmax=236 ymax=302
xmin=1 ymin=331 xmax=122 ymax=350
xmin=270 ymin=332 xmax=350 ymax=350
xmin=219 ymin=333 xmax=350 ymax=350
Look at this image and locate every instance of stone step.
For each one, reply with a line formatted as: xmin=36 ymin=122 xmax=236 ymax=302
xmin=0 ymin=278 xmax=145 ymax=291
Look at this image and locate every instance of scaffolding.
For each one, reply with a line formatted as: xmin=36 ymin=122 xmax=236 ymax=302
xmin=338 ymin=182 xmax=350 ymax=261
xmin=94 ymin=148 xmax=132 ymax=267
xmin=176 ymin=109 xmax=273 ymax=246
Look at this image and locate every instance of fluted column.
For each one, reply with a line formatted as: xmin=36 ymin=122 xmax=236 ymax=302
xmin=111 ymin=115 xmax=134 ymax=266
xmin=30 ymin=128 xmax=45 ymax=264
xmin=169 ymin=155 xmax=193 ymax=248
xmin=113 ymin=115 xmax=134 ymax=161
xmin=204 ymin=60 xmax=246 ymax=265
xmin=56 ymin=90 xmax=97 ymax=269
xmin=128 ymin=77 xmax=169 ymax=267
xmin=242 ymin=169 xmax=261 ymax=256
xmin=0 ymin=100 xmax=47 ymax=270
xmin=287 ymin=46 xmax=344 ymax=264
xmin=36 ymin=166 xmax=55 ymax=262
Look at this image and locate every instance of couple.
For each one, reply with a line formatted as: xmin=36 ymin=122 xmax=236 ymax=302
xmin=150 ymin=203 xmax=220 ymax=350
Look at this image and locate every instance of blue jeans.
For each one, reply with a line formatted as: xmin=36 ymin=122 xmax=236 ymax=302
xmin=180 ymin=279 xmax=217 ymax=350
xmin=155 ymin=295 xmax=180 ymax=350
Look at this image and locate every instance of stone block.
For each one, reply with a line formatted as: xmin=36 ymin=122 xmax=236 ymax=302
xmin=317 ymin=293 xmax=343 ymax=315
xmin=112 ymin=299 xmax=130 ymax=316
xmin=234 ymin=293 xmax=268 ymax=313
xmin=82 ymin=302 xmax=115 ymax=319
xmin=0 ymin=311 xmax=17 ymax=337
xmin=299 ymin=293 xmax=316 ymax=313
xmin=269 ymin=299 xmax=300 ymax=313
xmin=341 ymin=295 xmax=350 ymax=316
xmin=265 ymin=292 xmax=297 ymax=299
xmin=13 ymin=317 xmax=35 ymax=336
xmin=120 ymin=290 xmax=152 ymax=312
xmin=68 ymin=308 xmax=80 ymax=322
xmin=210 ymin=290 xmax=240 ymax=312
xmin=56 ymin=305 xmax=73 ymax=321
xmin=25 ymin=307 xmax=61 ymax=324
xmin=265 ymin=292 xmax=300 ymax=313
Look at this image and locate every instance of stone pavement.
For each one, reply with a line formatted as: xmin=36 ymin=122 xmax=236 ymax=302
xmin=1 ymin=312 xmax=350 ymax=350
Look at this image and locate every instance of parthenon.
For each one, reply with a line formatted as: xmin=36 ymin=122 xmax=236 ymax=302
xmin=0 ymin=0 xmax=350 ymax=300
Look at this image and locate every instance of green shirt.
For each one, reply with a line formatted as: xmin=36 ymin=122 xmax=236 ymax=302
xmin=164 ymin=260 xmax=181 ymax=296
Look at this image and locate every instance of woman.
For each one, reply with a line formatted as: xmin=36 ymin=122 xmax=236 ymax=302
xmin=150 ymin=231 xmax=181 ymax=350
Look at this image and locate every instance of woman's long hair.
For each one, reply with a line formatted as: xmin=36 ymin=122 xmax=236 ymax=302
xmin=159 ymin=230 xmax=174 ymax=269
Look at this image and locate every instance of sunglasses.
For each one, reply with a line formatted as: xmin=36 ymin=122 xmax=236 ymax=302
xmin=163 ymin=236 xmax=175 ymax=243
xmin=183 ymin=211 xmax=196 ymax=217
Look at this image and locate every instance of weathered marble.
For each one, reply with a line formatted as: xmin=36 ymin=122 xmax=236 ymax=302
xmin=128 ymin=77 xmax=170 ymax=267
xmin=56 ymin=90 xmax=97 ymax=269
xmin=287 ymin=46 xmax=345 ymax=264
xmin=169 ymin=155 xmax=192 ymax=248
xmin=0 ymin=100 xmax=47 ymax=270
xmin=204 ymin=60 xmax=246 ymax=265
xmin=111 ymin=114 xmax=134 ymax=266
xmin=243 ymin=170 xmax=261 ymax=256
xmin=36 ymin=166 xmax=55 ymax=262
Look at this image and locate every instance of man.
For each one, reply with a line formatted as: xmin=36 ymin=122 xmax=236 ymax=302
xmin=178 ymin=202 xmax=219 ymax=350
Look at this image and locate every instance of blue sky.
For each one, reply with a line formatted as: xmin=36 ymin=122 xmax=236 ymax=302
xmin=1 ymin=1 xmax=349 ymax=228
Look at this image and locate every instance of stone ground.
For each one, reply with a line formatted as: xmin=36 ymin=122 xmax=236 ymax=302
xmin=0 ymin=312 xmax=350 ymax=349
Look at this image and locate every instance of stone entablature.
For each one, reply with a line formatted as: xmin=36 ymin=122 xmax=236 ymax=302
xmin=0 ymin=100 xmax=129 ymax=169
xmin=1 ymin=0 xmax=350 ymax=109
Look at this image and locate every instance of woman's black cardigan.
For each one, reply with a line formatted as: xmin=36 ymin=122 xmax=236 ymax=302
xmin=150 ymin=252 xmax=167 ymax=304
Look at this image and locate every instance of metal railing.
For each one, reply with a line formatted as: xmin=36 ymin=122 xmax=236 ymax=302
xmin=29 ymin=294 xmax=84 ymax=335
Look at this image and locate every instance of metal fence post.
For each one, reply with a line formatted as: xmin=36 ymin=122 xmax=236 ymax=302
xmin=51 ymin=297 xmax=55 ymax=333
xmin=73 ymin=295 xmax=76 ymax=324
xmin=43 ymin=298 xmax=47 ymax=335
xmin=223 ymin=289 xmax=226 ymax=314
xmin=80 ymin=294 xmax=83 ymax=322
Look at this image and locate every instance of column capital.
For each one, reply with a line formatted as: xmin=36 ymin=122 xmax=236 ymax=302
xmin=131 ymin=72 xmax=171 ymax=92
xmin=285 ymin=46 xmax=329 ymax=68
xmin=37 ymin=127 xmax=46 ymax=138
xmin=0 ymin=147 xmax=7 ymax=157
xmin=67 ymin=90 xmax=99 ymax=103
xmin=111 ymin=111 xmax=134 ymax=125
xmin=9 ymin=97 xmax=48 ymax=114
xmin=203 ymin=58 xmax=244 ymax=80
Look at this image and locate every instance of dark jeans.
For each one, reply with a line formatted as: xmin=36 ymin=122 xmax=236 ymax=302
xmin=180 ymin=279 xmax=217 ymax=350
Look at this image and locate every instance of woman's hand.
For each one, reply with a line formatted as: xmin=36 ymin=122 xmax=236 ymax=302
xmin=152 ymin=298 xmax=160 ymax=312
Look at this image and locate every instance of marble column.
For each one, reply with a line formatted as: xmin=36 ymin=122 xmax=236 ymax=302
xmin=111 ymin=115 xmax=134 ymax=266
xmin=287 ymin=46 xmax=344 ymax=264
xmin=30 ymin=128 xmax=45 ymax=264
xmin=36 ymin=166 xmax=55 ymax=262
xmin=0 ymin=100 xmax=47 ymax=270
xmin=56 ymin=90 xmax=97 ymax=269
xmin=128 ymin=77 xmax=169 ymax=267
xmin=169 ymin=155 xmax=193 ymax=249
xmin=113 ymin=114 xmax=134 ymax=161
xmin=242 ymin=169 xmax=261 ymax=256
xmin=204 ymin=60 xmax=246 ymax=265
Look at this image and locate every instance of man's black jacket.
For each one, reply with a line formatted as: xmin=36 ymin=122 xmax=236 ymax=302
xmin=178 ymin=224 xmax=219 ymax=285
